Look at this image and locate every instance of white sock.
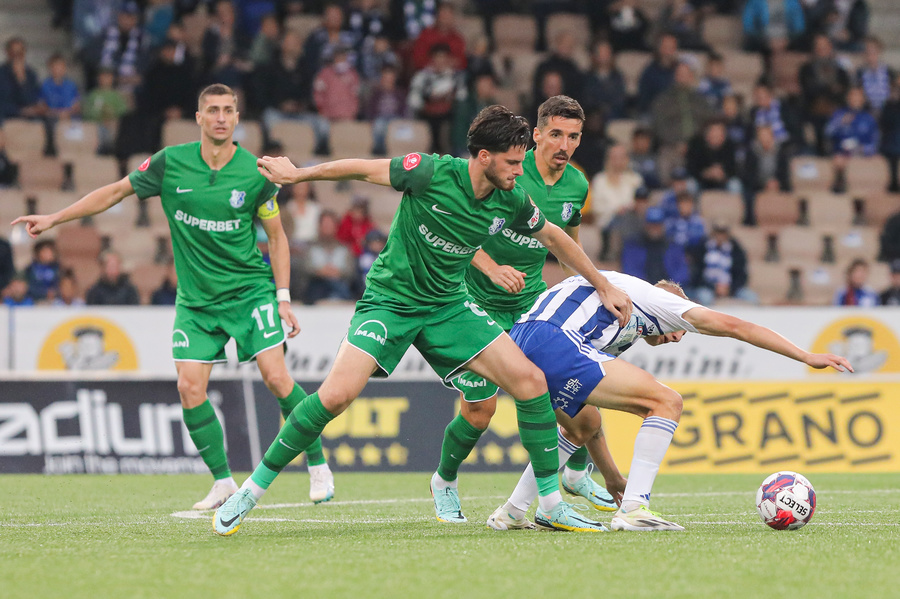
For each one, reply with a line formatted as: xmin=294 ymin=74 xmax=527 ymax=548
xmin=241 ymin=477 xmax=266 ymax=501
xmin=620 ymin=416 xmax=677 ymax=512
xmin=308 ymin=463 xmax=330 ymax=474
xmin=216 ymin=476 xmax=237 ymax=489
xmin=508 ymin=428 xmax=578 ymax=513
xmin=537 ymin=490 xmax=563 ymax=513
xmin=431 ymin=470 xmax=457 ymax=491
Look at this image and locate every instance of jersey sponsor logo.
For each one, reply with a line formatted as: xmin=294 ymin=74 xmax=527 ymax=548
xmin=431 ymin=204 xmax=452 ymax=215
xmin=417 ymin=224 xmax=477 ymax=255
xmin=138 ymin=156 xmax=151 ymax=172
xmin=174 ymin=209 xmax=241 ymax=232
xmin=403 ymin=153 xmax=421 ymax=171
xmin=354 ymin=320 xmax=388 ymax=345
xmin=456 ymin=377 xmax=487 ymax=389
xmin=38 ymin=317 xmax=138 ymax=371
xmin=501 ymin=228 xmax=544 ymax=249
xmin=488 ymin=217 xmax=506 ymax=235
xmin=229 ymin=189 xmax=246 ymax=208
xmin=172 ymin=329 xmax=190 ymax=349
xmin=528 ymin=207 xmax=541 ymax=229
xmin=562 ymin=202 xmax=573 ymax=220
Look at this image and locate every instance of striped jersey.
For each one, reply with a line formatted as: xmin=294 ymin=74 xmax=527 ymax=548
xmin=517 ymin=270 xmax=702 ymax=355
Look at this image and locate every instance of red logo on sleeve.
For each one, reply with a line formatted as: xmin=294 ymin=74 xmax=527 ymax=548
xmin=138 ymin=156 xmax=151 ymax=172
xmin=403 ymin=153 xmax=421 ymax=171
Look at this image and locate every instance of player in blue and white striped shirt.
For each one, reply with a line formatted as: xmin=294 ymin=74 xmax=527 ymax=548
xmin=487 ymin=271 xmax=853 ymax=531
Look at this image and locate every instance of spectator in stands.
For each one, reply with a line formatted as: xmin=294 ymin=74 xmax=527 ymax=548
xmin=749 ymin=81 xmax=792 ymax=146
xmin=283 ymin=181 xmax=321 ymax=247
xmin=743 ymin=123 xmax=792 ymax=223
xmin=201 ymin=0 xmax=251 ymax=89
xmin=697 ymin=53 xmax=732 ymax=110
xmin=721 ymin=94 xmax=749 ymax=155
xmin=660 ymin=166 xmax=695 ymax=218
xmin=337 ymin=196 xmax=375 ymax=257
xmin=0 ymin=37 xmax=44 ymax=122
xmin=532 ymin=31 xmax=585 ymax=106
xmin=581 ymin=40 xmax=627 ymax=120
xmin=742 ymin=0 xmax=806 ymax=55
xmin=144 ymin=0 xmax=176 ymax=49
xmin=0 ymin=235 xmax=13 ymax=292
xmin=82 ymin=1 xmax=147 ymax=93
xmin=407 ymin=43 xmax=467 ymax=155
xmin=24 ymin=240 xmax=60 ymax=302
xmin=304 ymin=2 xmax=357 ymax=76
xmin=857 ymin=37 xmax=893 ymax=115
xmin=591 ymin=144 xmax=645 ymax=231
xmin=658 ymin=0 xmax=709 ymax=51
xmin=575 ymin=107 xmax=616 ymax=180
xmin=651 ymin=61 xmax=714 ymax=148
xmin=347 ymin=0 xmax=387 ymax=64
xmin=687 ymin=117 xmax=741 ymax=192
xmin=40 ymin=54 xmax=80 ymax=122
xmin=638 ymin=33 xmax=680 ymax=115
xmin=528 ymin=70 xmax=565 ymax=133
xmin=411 ymin=1 xmax=467 ymax=71
xmin=303 ymin=210 xmax=356 ymax=304
xmin=359 ymin=34 xmax=400 ymax=85
xmin=151 ymin=262 xmax=178 ymax=305
xmin=808 ymin=0 xmax=870 ymax=52
xmin=629 ymin=127 xmax=662 ymax=189
xmin=138 ymin=40 xmax=197 ymax=122
xmin=0 ymin=129 xmax=18 ymax=187
xmin=879 ymin=259 xmax=900 ymax=306
xmin=313 ymin=45 xmax=361 ymax=126
xmin=666 ymin=191 xmax=707 ymax=250
xmin=2 ymin=274 xmax=33 ymax=307
xmin=603 ymin=187 xmax=651 ymax=263
xmin=833 ymin=258 xmax=879 ymax=306
xmin=365 ymin=65 xmax=408 ymax=155
xmin=388 ymin=0 xmax=439 ymax=42
xmin=52 ymin=269 xmax=85 ymax=307
xmin=689 ymin=221 xmax=757 ymax=305
xmin=248 ymin=13 xmax=281 ymax=69
xmin=605 ymin=0 xmax=651 ymax=52
xmin=451 ymin=72 xmax=497 ymax=157
xmin=357 ymin=228 xmax=387 ymax=287
xmin=464 ymin=37 xmax=497 ymax=85
xmin=82 ymin=68 xmax=128 ymax=155
xmin=162 ymin=21 xmax=194 ymax=70
xmin=86 ymin=251 xmax=139 ymax=306
xmin=800 ymin=34 xmax=851 ymax=155
xmin=881 ymin=75 xmax=900 ymax=193
xmin=621 ymin=206 xmax=690 ymax=285
xmin=878 ymin=208 xmax=900 ymax=263
xmin=826 ymin=86 xmax=878 ymax=193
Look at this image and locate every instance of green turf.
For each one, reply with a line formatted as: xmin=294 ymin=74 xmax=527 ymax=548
xmin=1 ymin=472 xmax=897 ymax=599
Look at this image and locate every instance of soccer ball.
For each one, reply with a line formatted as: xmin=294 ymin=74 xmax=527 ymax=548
xmin=755 ymin=471 xmax=816 ymax=530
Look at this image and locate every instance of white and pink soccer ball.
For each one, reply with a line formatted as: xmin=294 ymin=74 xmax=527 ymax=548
xmin=756 ymin=471 xmax=817 ymax=530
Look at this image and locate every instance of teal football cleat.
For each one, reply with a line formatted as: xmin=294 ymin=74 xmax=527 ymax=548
xmin=534 ymin=501 xmax=608 ymax=532
xmin=430 ymin=472 xmax=467 ymax=523
xmin=562 ymin=465 xmax=618 ymax=512
xmin=309 ymin=465 xmax=335 ymax=504
xmin=213 ymin=488 xmax=257 ymax=536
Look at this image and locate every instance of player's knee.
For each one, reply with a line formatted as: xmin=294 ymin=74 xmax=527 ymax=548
xmin=461 ymin=397 xmax=496 ymax=429
xmin=564 ymin=420 xmax=601 ymax=447
xmin=262 ymin=368 xmax=293 ymax=397
xmin=653 ymin=387 xmax=683 ymax=421
xmin=176 ymin=376 xmax=206 ymax=404
xmin=512 ymin=365 xmax=547 ymax=399
xmin=317 ymin=386 xmax=355 ymax=415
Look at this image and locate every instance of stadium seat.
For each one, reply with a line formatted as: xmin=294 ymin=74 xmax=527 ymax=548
xmin=845 ymin=157 xmax=889 ymax=192
xmin=0 ymin=190 xmax=26 ymax=231
xmin=2 ymin=118 xmax=45 ymax=160
xmin=777 ymin=226 xmax=825 ymax=262
xmin=732 ymin=225 xmax=772 ymax=262
xmin=831 ymin=227 xmax=880 ymax=263
xmin=858 ymin=191 xmax=900 ymax=228
xmin=492 ymin=51 xmax=544 ymax=97
xmin=366 ymin=187 xmax=403 ymax=226
xmin=770 ymin=51 xmax=807 ymax=96
xmin=607 ymin=119 xmax=637 ymax=147
xmin=791 ymin=156 xmax=832 ymax=193
xmin=330 ymin=121 xmax=374 ymax=158
xmin=867 ymin=260 xmax=892 ymax=291
xmin=18 ymin=157 xmax=64 ymax=190
xmin=458 ymin=15 xmax=486 ymax=48
xmin=91 ymin=197 xmax=141 ymax=233
xmin=55 ymin=223 xmax=102 ymax=260
xmin=493 ymin=87 xmax=521 ymax=114
xmin=704 ymin=15 xmax=742 ymax=50
xmin=106 ymin=227 xmax=161 ymax=268
xmin=71 ymin=155 xmax=120 ymax=194
xmin=270 ymin=120 xmax=316 ymax=159
xmin=233 ymin=121 xmax=263 ymax=155
xmin=805 ymin=192 xmax=854 ymax=227
xmin=62 ymin=256 xmax=101 ymax=292
xmin=748 ymin=262 xmax=792 ymax=304
xmin=34 ymin=190 xmax=80 ymax=214
xmin=492 ymin=14 xmax=538 ymax=53
xmin=546 ymin=13 xmax=591 ymax=51
xmin=386 ymin=120 xmax=431 ymax=157
xmin=616 ymin=52 xmax=649 ymax=95
xmin=798 ymin=262 xmax=840 ymax=305
xmin=131 ymin=262 xmax=168 ymax=304
xmin=161 ymin=119 xmax=198 ymax=148
xmin=755 ymin=191 xmax=799 ymax=226
xmin=54 ymin=121 xmax=99 ymax=160
xmin=578 ymin=223 xmax=602 ymax=263
xmin=698 ymin=190 xmax=743 ymax=227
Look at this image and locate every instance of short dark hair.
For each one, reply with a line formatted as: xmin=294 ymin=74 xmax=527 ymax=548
xmin=429 ymin=42 xmax=452 ymax=57
xmin=466 ymin=105 xmax=530 ymax=156
xmin=536 ymin=95 xmax=585 ymax=130
xmin=198 ymin=83 xmax=238 ymax=110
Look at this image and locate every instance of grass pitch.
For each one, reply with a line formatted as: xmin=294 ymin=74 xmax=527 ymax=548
xmin=2 ymin=472 xmax=897 ymax=599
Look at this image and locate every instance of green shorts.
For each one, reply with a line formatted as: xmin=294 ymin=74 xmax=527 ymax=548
xmin=172 ymin=285 xmax=285 ymax=363
xmin=346 ymin=289 xmax=505 ymax=384
xmin=450 ymin=306 xmax=524 ymax=402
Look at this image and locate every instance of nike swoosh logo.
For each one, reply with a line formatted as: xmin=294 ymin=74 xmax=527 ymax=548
xmin=263 ymin=330 xmax=280 ymax=339
xmin=543 ymin=446 xmax=558 ymax=452
xmin=219 ymin=513 xmax=240 ymax=527
xmin=176 ymin=187 xmax=193 ymax=193
xmin=197 ymin=445 xmax=211 ymax=453
xmin=431 ymin=204 xmax=452 ymax=215
xmin=279 ymin=439 xmax=299 ymax=451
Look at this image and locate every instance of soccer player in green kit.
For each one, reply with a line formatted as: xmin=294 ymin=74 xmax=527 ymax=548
xmin=214 ymin=105 xmax=633 ymax=535
xmin=431 ymin=96 xmax=625 ymax=527
xmin=12 ymin=84 xmax=335 ymax=510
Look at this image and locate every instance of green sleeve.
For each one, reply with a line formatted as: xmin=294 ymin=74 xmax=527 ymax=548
xmin=568 ymin=208 xmax=583 ymax=228
xmin=254 ymin=180 xmax=279 ymax=209
xmin=128 ymin=149 xmax=167 ymax=200
xmin=509 ymin=188 xmax=546 ymax=235
xmin=389 ymin=153 xmax=435 ymax=195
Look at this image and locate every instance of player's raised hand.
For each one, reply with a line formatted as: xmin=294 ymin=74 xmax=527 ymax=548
xmin=597 ymin=284 xmax=633 ymax=327
xmin=257 ymin=155 xmax=300 ymax=185
xmin=805 ymin=352 xmax=854 ymax=373
xmin=278 ymin=301 xmax=301 ymax=338
xmin=10 ymin=214 xmax=54 ymax=238
xmin=488 ymin=264 xmax=526 ymax=294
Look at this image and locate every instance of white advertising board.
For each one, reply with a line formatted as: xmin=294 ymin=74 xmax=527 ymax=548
xmin=0 ymin=306 xmax=8 ymax=372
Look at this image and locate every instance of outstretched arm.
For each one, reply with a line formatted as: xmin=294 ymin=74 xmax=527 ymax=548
xmin=260 ymin=210 xmax=300 ymax=338
xmin=258 ymin=156 xmax=392 ymax=187
xmin=470 ymin=249 xmax=526 ymax=294
xmin=534 ymin=222 xmax=633 ymax=326
xmin=683 ymin=306 xmax=854 ymax=372
xmin=559 ymin=224 xmax=582 ymax=279
xmin=11 ymin=176 xmax=135 ymax=238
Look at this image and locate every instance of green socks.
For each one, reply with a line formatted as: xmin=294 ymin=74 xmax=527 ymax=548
xmin=251 ymin=392 xmax=336 ymax=489
xmin=515 ymin=393 xmax=559 ymax=497
xmin=183 ymin=400 xmax=230 ymax=480
xmin=436 ymin=413 xmax=485 ymax=482
xmin=277 ymin=383 xmax=326 ymax=466
xmin=566 ymin=446 xmax=589 ymax=472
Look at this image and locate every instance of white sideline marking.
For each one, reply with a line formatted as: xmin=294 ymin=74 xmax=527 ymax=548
xmin=688 ymin=521 xmax=900 ymax=527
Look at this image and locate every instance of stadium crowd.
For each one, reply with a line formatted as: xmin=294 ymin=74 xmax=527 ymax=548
xmin=1 ymin=0 xmax=899 ymax=307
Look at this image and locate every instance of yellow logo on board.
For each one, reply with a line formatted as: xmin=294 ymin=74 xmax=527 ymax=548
xmin=809 ymin=316 xmax=900 ymax=374
xmin=38 ymin=316 xmax=138 ymax=371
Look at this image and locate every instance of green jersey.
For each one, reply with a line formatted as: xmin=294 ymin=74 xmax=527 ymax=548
xmin=365 ymin=152 xmax=547 ymax=306
xmin=465 ymin=149 xmax=588 ymax=313
xmin=128 ymin=142 xmax=280 ymax=307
